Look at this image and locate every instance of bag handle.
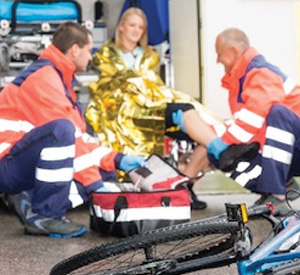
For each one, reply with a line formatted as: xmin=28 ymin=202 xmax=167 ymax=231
xmin=106 ymin=195 xmax=128 ymax=235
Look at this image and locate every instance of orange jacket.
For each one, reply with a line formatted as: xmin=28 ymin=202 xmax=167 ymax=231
xmin=0 ymin=44 xmax=118 ymax=191
xmin=217 ymin=47 xmax=300 ymax=146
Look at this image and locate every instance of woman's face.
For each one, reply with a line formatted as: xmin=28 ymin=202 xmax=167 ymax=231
xmin=119 ymin=14 xmax=145 ymax=45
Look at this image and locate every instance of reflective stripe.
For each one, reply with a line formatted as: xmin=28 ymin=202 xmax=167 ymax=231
xmin=236 ymin=161 xmax=250 ymax=172
xmin=265 ymin=126 xmax=295 ymax=145
xmin=92 ymin=205 xmax=191 ymax=222
xmin=74 ymin=154 xmax=94 ymax=172
xmin=235 ymin=165 xmax=262 ymax=187
xmin=0 ymin=142 xmax=11 ymax=155
xmin=213 ymin=122 xmax=227 ymax=137
xmin=81 ymin=132 xmax=98 ymax=144
xmin=68 ymin=181 xmax=84 ymax=208
xmin=74 ymin=146 xmax=113 ymax=172
xmin=237 ymin=108 xmax=265 ymax=128
xmin=40 ymin=145 xmax=75 ymax=161
xmin=0 ymin=119 xmax=34 ymax=133
xmin=75 ymin=127 xmax=82 ymax=138
xmin=228 ymin=123 xmax=253 ymax=142
xmin=283 ymin=78 xmax=296 ymax=95
xmin=262 ymin=145 xmax=292 ymax=165
xmin=36 ymin=167 xmax=74 ymax=182
xmin=90 ymin=146 xmax=112 ymax=166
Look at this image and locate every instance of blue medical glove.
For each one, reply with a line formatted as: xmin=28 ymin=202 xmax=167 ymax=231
xmin=172 ymin=109 xmax=186 ymax=133
xmin=207 ymin=137 xmax=229 ymax=160
xmin=96 ymin=186 xmax=111 ymax=193
xmin=119 ymin=155 xmax=145 ymax=172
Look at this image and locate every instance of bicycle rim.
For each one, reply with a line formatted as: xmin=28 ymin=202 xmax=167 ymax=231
xmin=50 ymin=218 xmax=240 ymax=275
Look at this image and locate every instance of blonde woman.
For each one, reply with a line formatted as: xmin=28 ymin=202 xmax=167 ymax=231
xmin=87 ymin=7 xmax=217 ymax=165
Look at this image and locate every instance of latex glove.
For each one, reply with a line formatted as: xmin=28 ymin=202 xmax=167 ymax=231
xmin=96 ymin=186 xmax=111 ymax=193
xmin=172 ymin=109 xmax=186 ymax=133
xmin=207 ymin=137 xmax=229 ymax=160
xmin=119 ymin=155 xmax=145 ymax=172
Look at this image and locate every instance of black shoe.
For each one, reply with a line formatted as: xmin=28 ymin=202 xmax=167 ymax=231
xmin=189 ymin=187 xmax=207 ymax=210
xmin=191 ymin=199 xmax=207 ymax=210
xmin=219 ymin=142 xmax=260 ymax=172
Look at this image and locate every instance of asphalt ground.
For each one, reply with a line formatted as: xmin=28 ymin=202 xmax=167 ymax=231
xmin=0 ymin=191 xmax=285 ymax=275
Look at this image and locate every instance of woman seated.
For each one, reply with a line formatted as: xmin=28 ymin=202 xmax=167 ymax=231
xmin=86 ymin=7 xmax=219 ymax=178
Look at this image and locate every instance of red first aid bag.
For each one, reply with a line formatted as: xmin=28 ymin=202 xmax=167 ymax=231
xmin=90 ymin=185 xmax=191 ymax=237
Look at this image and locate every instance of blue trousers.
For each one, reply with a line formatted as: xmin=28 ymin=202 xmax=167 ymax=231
xmin=0 ymin=119 xmax=85 ymax=218
xmin=230 ymin=104 xmax=300 ymax=195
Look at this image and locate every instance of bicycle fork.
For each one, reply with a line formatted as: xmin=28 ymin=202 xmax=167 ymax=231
xmin=237 ymin=216 xmax=300 ymax=275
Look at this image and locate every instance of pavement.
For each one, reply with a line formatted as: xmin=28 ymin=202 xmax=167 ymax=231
xmin=1 ymin=171 xmax=300 ymax=275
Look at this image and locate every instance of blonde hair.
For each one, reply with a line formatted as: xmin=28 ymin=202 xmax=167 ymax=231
xmin=115 ymin=7 xmax=148 ymax=51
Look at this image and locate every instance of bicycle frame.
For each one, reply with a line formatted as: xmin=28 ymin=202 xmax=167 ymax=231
xmin=237 ymin=215 xmax=300 ymax=275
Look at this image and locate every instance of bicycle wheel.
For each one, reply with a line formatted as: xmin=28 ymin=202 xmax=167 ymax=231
xmin=50 ymin=217 xmax=241 ymax=275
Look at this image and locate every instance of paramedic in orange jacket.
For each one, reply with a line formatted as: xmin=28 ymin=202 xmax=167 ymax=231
xmin=0 ymin=22 xmax=144 ymax=237
xmin=170 ymin=27 xmax=300 ymax=215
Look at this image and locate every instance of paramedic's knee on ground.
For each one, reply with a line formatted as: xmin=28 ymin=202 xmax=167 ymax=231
xmin=0 ymin=119 xmax=88 ymax=237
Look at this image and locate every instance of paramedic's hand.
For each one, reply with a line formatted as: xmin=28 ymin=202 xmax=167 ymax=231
xmin=119 ymin=155 xmax=145 ymax=172
xmin=207 ymin=137 xmax=229 ymax=160
xmin=96 ymin=186 xmax=111 ymax=193
xmin=172 ymin=109 xmax=186 ymax=133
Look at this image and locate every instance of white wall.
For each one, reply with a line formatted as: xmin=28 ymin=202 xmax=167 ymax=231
xmin=169 ymin=0 xmax=200 ymax=99
xmin=170 ymin=0 xmax=300 ymax=119
xmin=202 ymin=0 xmax=300 ymax=118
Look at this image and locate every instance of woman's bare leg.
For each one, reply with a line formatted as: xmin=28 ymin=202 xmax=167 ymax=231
xmin=181 ymin=145 xmax=213 ymax=177
xmin=183 ymin=109 xmax=217 ymax=146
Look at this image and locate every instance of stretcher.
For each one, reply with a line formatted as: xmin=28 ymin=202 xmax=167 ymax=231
xmin=0 ymin=0 xmax=81 ymax=34
xmin=0 ymin=0 xmax=82 ymax=73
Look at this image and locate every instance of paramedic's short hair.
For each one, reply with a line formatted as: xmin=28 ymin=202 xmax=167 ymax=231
xmin=53 ymin=21 xmax=92 ymax=53
xmin=218 ymin=27 xmax=250 ymax=52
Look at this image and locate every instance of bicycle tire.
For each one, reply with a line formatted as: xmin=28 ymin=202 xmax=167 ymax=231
xmin=50 ymin=217 xmax=241 ymax=275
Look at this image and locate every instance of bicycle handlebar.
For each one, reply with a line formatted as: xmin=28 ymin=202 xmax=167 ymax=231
xmin=247 ymin=204 xmax=272 ymax=217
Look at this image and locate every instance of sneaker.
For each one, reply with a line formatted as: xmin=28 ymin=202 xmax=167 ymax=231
xmin=251 ymin=194 xmax=290 ymax=216
xmin=286 ymin=178 xmax=300 ymax=201
xmin=7 ymin=191 xmax=32 ymax=224
xmin=24 ymin=216 xmax=88 ymax=238
xmin=252 ymin=193 xmax=269 ymax=206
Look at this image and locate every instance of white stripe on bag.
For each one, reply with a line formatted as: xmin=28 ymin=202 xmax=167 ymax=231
xmin=92 ymin=205 xmax=191 ymax=221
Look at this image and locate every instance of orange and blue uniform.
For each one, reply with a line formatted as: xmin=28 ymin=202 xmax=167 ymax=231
xmin=214 ymin=47 xmax=300 ymax=194
xmin=213 ymin=47 xmax=300 ymax=146
xmin=0 ymin=44 xmax=126 ymax=217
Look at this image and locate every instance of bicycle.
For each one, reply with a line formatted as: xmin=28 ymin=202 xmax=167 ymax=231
xmin=49 ymin=188 xmax=300 ymax=275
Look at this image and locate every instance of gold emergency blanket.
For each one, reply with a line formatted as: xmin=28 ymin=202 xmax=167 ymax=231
xmin=86 ymin=40 xmax=218 ymax=158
